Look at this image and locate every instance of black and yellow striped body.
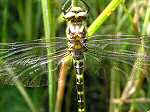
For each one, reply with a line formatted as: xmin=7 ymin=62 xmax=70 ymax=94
xmin=74 ymin=59 xmax=86 ymax=112
xmin=63 ymin=6 xmax=88 ymax=112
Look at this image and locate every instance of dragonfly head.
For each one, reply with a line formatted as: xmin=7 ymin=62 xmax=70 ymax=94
xmin=64 ymin=7 xmax=88 ymax=22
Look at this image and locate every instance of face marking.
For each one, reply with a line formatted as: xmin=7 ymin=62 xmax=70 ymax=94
xmin=64 ymin=7 xmax=87 ymax=21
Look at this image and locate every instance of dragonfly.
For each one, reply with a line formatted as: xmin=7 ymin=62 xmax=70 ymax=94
xmin=0 ymin=0 xmax=150 ymax=112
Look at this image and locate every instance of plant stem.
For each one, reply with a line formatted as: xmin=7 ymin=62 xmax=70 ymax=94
xmin=41 ymin=0 xmax=56 ymax=112
xmin=34 ymin=1 xmax=42 ymax=38
xmin=55 ymin=55 xmax=72 ymax=112
xmin=16 ymin=83 xmax=37 ymax=112
xmin=25 ymin=0 xmax=32 ymax=41
xmin=109 ymin=65 xmax=121 ymax=112
xmin=72 ymin=0 xmax=78 ymax=7
xmin=144 ymin=0 xmax=150 ymax=106
xmin=17 ymin=0 xmax=24 ymax=27
xmin=121 ymin=1 xmax=148 ymax=111
xmin=142 ymin=0 xmax=150 ymax=35
xmin=0 ymin=59 xmax=37 ymax=112
xmin=87 ymin=0 xmax=123 ymax=37
xmin=2 ymin=0 xmax=8 ymax=43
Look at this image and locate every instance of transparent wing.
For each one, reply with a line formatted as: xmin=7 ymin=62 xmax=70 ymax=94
xmin=0 ymin=37 xmax=68 ymax=87
xmin=86 ymin=34 xmax=150 ymax=79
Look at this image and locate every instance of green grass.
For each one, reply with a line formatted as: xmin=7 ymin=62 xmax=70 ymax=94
xmin=41 ymin=0 xmax=56 ymax=112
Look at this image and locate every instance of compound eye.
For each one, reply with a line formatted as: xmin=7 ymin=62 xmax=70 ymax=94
xmin=78 ymin=11 xmax=87 ymax=17
xmin=64 ymin=11 xmax=75 ymax=19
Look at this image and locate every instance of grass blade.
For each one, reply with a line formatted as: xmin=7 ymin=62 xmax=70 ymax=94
xmin=2 ymin=0 xmax=8 ymax=43
xmin=87 ymin=0 xmax=123 ymax=37
xmin=41 ymin=0 xmax=56 ymax=112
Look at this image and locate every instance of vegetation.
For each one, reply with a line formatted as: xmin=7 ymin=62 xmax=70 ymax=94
xmin=0 ymin=0 xmax=150 ymax=112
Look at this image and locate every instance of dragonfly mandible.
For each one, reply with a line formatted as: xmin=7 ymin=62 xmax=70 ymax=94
xmin=0 ymin=0 xmax=150 ymax=111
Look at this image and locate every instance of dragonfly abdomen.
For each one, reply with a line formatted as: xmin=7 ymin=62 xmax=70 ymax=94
xmin=74 ymin=59 xmax=86 ymax=112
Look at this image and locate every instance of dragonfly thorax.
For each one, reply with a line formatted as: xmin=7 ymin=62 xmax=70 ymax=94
xmin=64 ymin=6 xmax=88 ymax=60
xmin=67 ymin=33 xmax=87 ymax=60
xmin=66 ymin=21 xmax=87 ymax=60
